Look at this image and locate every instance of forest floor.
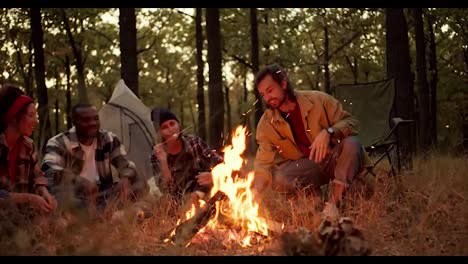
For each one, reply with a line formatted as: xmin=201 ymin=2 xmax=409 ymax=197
xmin=0 ymin=153 xmax=467 ymax=256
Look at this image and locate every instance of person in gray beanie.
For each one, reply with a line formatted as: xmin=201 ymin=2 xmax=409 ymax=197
xmin=150 ymin=107 xmax=223 ymax=206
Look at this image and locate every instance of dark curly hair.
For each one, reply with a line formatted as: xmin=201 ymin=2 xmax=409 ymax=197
xmin=0 ymin=84 xmax=32 ymax=133
xmin=254 ymin=63 xmax=297 ymax=107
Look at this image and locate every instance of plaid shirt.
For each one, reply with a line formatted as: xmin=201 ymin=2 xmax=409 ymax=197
xmin=0 ymin=133 xmax=48 ymax=199
xmin=41 ymin=127 xmax=137 ymax=194
xmin=151 ymin=134 xmax=223 ymax=199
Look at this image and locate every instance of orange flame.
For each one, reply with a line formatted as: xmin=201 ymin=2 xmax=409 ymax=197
xmin=208 ymin=126 xmax=269 ymax=246
xmin=168 ymin=125 xmax=269 ymax=247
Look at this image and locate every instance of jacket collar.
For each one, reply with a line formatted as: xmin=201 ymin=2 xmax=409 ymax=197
xmin=0 ymin=133 xmax=33 ymax=153
xmin=268 ymin=92 xmax=315 ymax=123
xmin=67 ymin=126 xmax=102 ymax=151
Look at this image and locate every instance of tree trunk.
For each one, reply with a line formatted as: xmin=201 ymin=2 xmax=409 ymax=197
xmin=26 ymin=40 xmax=34 ymax=97
xmin=179 ymin=100 xmax=184 ymax=128
xmin=189 ymin=98 xmax=197 ymax=135
xmin=263 ymin=11 xmax=271 ymax=62
xmin=196 ymin=8 xmax=207 ymax=141
xmin=65 ymin=55 xmax=72 ymax=129
xmin=61 ymin=9 xmax=88 ymax=103
xmin=250 ymin=8 xmax=263 ymax=126
xmin=224 ymin=82 xmax=232 ymax=137
xmin=13 ymin=39 xmax=33 ymax=97
xmin=249 ymin=8 xmax=263 ymax=155
xmin=385 ymin=8 xmax=415 ymax=169
xmin=206 ymin=8 xmax=224 ymax=151
xmin=243 ymin=65 xmax=248 ymax=104
xmin=30 ymin=8 xmax=51 ymax=154
xmin=426 ymin=11 xmax=438 ymax=146
xmin=413 ymin=8 xmax=431 ymax=153
xmin=165 ymin=69 xmax=172 ymax=110
xmin=250 ymin=8 xmax=262 ymax=155
xmin=55 ymin=70 xmax=60 ymax=135
xmin=345 ymin=55 xmax=359 ymax=84
xmin=322 ymin=10 xmax=331 ymax=94
xmin=119 ymin=8 xmax=139 ymax=97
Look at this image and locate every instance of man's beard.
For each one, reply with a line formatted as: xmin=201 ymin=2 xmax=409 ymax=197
xmin=269 ymin=93 xmax=288 ymax=109
xmin=77 ymin=128 xmax=98 ymax=139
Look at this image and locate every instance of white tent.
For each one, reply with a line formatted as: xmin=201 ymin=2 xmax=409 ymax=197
xmin=99 ymin=80 xmax=160 ymax=196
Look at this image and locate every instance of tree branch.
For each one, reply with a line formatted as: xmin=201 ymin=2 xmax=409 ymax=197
xmin=172 ymin=8 xmax=195 ymax=19
xmin=137 ymin=36 xmax=157 ymax=54
xmin=86 ymin=27 xmax=115 ymax=45
xmin=440 ymin=56 xmax=468 ymax=75
xmin=323 ymin=30 xmax=362 ymax=60
xmin=222 ymin=48 xmax=252 ymax=69
xmin=137 ymin=11 xmax=174 ymax=55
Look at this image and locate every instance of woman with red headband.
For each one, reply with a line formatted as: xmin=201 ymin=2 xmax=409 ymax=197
xmin=0 ymin=84 xmax=57 ymax=215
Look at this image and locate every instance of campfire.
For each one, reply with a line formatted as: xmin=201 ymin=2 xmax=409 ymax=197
xmin=164 ymin=126 xmax=281 ymax=247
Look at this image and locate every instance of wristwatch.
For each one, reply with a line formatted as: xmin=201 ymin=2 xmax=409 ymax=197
xmin=326 ymin=127 xmax=335 ymax=135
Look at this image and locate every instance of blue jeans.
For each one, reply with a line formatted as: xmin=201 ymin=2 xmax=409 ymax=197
xmin=271 ymin=136 xmax=363 ymax=193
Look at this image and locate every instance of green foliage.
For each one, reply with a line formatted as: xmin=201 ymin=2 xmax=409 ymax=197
xmin=0 ymin=8 xmax=466 ymax=147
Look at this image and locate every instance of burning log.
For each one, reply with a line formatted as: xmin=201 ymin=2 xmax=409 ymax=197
xmin=170 ymin=190 xmax=229 ymax=247
xmin=217 ymin=212 xmax=283 ymax=235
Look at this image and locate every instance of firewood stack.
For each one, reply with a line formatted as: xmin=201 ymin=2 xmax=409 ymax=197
xmin=281 ymin=217 xmax=371 ymax=256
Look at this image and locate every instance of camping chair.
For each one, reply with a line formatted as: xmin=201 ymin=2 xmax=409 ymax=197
xmin=334 ymin=79 xmax=413 ymax=178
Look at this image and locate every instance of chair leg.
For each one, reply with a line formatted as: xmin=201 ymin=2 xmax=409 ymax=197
xmin=396 ymin=131 xmax=402 ymax=173
xmin=364 ymin=168 xmax=377 ymax=177
xmin=385 ymin=149 xmax=397 ymax=179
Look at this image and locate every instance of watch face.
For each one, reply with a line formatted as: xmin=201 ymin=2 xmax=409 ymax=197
xmin=327 ymin=127 xmax=334 ymax=134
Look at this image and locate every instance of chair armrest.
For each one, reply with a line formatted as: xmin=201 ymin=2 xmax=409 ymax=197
xmin=382 ymin=117 xmax=414 ymax=142
xmin=367 ymin=117 xmax=414 ymax=149
xmin=391 ymin=117 xmax=414 ymax=126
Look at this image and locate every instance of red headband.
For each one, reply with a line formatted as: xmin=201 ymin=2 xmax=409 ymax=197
xmin=5 ymin=95 xmax=34 ymax=124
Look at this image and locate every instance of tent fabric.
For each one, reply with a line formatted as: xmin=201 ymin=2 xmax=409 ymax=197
xmin=99 ymin=80 xmax=157 ymax=192
xmin=334 ymin=79 xmax=395 ymax=148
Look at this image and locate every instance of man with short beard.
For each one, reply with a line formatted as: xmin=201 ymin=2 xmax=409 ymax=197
xmin=252 ymin=64 xmax=371 ymax=218
xmin=42 ymin=103 xmax=144 ymax=215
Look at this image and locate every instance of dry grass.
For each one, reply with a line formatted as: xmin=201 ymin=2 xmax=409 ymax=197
xmin=0 ymin=153 xmax=467 ymax=256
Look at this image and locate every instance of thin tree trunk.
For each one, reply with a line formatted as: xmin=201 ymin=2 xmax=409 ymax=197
xmin=250 ymin=8 xmax=263 ymax=126
xmin=263 ymin=11 xmax=271 ymax=62
xmin=427 ymin=11 xmax=438 ymax=146
xmin=189 ymin=98 xmax=197 ymax=135
xmin=413 ymin=8 xmax=431 ymax=152
xmin=27 ymin=40 xmax=34 ymax=97
xmin=250 ymin=8 xmax=263 ymax=156
xmin=30 ymin=8 xmax=51 ymax=154
xmin=206 ymin=8 xmax=224 ymax=151
xmin=323 ymin=12 xmax=331 ymax=94
xmin=65 ymin=55 xmax=72 ymax=129
xmin=385 ymin=8 xmax=415 ymax=169
xmin=353 ymin=57 xmax=358 ymax=84
xmin=119 ymin=8 xmax=139 ymax=97
xmin=12 ymin=39 xmax=33 ymax=97
xmin=55 ymin=70 xmax=60 ymax=135
xmin=224 ymin=82 xmax=232 ymax=136
xmin=345 ymin=55 xmax=359 ymax=84
xmin=196 ymin=8 xmax=206 ymax=141
xmin=61 ymin=9 xmax=88 ymax=103
xmin=179 ymin=100 xmax=184 ymax=128
xmin=165 ymin=69 xmax=172 ymax=110
xmin=316 ymin=63 xmax=321 ymax=91
xmin=242 ymin=64 xmax=248 ymax=112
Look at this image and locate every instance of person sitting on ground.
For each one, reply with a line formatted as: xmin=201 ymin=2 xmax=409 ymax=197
xmin=41 ymin=103 xmax=145 ymax=218
xmin=150 ymin=107 xmax=223 ymax=207
xmin=251 ymin=64 xmax=372 ymax=218
xmin=0 ymin=84 xmax=57 ymax=217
